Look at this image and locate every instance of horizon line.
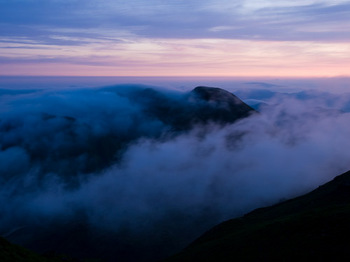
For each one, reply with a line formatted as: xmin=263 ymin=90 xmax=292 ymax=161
xmin=1 ymin=75 xmax=350 ymax=79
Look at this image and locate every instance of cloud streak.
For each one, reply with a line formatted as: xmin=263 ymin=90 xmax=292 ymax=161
xmin=2 ymin=0 xmax=350 ymax=41
xmin=1 ymin=0 xmax=350 ymax=76
xmin=2 ymin=38 xmax=350 ymax=77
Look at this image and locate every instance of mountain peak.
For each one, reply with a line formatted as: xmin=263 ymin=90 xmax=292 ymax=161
xmin=192 ymin=86 xmax=245 ymax=105
xmin=188 ymin=86 xmax=256 ymax=124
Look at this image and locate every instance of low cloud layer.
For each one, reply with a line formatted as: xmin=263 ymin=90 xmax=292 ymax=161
xmin=1 ymin=84 xmax=350 ymax=261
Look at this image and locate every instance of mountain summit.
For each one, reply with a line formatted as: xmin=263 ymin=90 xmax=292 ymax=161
xmin=125 ymin=86 xmax=255 ymax=132
xmin=192 ymin=86 xmax=247 ymax=104
xmin=189 ymin=86 xmax=255 ymax=124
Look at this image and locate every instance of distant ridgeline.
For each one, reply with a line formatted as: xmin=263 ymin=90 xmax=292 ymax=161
xmin=165 ymin=170 xmax=350 ymax=261
xmin=0 ymin=85 xmax=255 ymax=186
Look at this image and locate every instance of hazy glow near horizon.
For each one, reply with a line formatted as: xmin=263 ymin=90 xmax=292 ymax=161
xmin=1 ymin=0 xmax=349 ymax=77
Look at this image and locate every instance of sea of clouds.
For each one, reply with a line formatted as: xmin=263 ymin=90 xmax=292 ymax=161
xmin=1 ymin=81 xmax=350 ymax=261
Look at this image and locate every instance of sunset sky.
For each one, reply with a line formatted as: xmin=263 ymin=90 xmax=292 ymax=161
xmin=1 ymin=0 xmax=350 ymax=77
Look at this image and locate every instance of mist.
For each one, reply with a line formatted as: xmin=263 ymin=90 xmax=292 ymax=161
xmin=1 ymin=81 xmax=350 ymax=261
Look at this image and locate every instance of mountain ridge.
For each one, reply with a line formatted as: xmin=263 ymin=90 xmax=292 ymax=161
xmin=165 ymin=170 xmax=350 ymax=261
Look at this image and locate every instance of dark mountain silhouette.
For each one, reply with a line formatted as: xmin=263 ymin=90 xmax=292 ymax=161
xmin=165 ymin=170 xmax=350 ymax=261
xmin=0 ymin=236 xmax=75 ymax=262
xmin=126 ymin=85 xmax=255 ymax=131
xmin=189 ymin=86 xmax=255 ymax=125
xmin=244 ymin=82 xmax=283 ymax=89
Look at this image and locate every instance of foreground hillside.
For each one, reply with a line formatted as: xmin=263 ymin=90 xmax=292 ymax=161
xmin=4 ymin=169 xmax=350 ymax=262
xmin=0 ymin=236 xmax=69 ymax=262
xmin=166 ymin=170 xmax=350 ymax=261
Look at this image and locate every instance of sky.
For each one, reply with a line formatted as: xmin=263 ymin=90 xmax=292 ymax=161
xmin=0 ymin=0 xmax=350 ymax=77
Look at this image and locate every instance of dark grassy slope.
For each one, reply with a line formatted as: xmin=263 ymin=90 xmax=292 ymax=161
xmin=0 ymin=236 xmax=73 ymax=262
xmin=165 ymin=170 xmax=350 ymax=261
xmin=0 ymin=234 xmax=103 ymax=262
xmin=0 ymin=236 xmax=46 ymax=262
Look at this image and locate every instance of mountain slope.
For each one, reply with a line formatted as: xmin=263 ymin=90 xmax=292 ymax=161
xmin=165 ymin=170 xmax=350 ymax=261
xmin=127 ymin=85 xmax=255 ymax=131
xmin=189 ymin=86 xmax=255 ymax=124
xmin=0 ymin=236 xmax=68 ymax=262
